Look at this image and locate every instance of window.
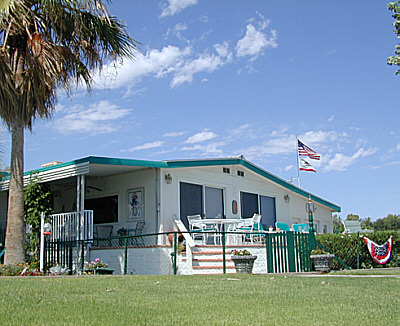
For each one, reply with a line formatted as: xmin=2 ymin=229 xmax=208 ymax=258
xmin=85 ymin=195 xmax=118 ymax=224
xmin=180 ymin=182 xmax=224 ymax=229
xmin=240 ymin=192 xmax=259 ymax=218
xmin=240 ymin=192 xmax=276 ymax=229
xmin=223 ymin=167 xmax=230 ymax=174
xmin=237 ymin=170 xmax=244 ymax=177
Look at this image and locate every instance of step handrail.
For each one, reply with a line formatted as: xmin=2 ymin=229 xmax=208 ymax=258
xmin=173 ymin=219 xmax=195 ymax=248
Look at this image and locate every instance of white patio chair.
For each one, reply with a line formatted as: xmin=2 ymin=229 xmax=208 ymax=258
xmin=187 ymin=215 xmax=217 ymax=244
xmin=236 ymin=214 xmax=264 ymax=244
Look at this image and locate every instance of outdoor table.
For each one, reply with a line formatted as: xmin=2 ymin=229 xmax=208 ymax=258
xmin=201 ymin=218 xmax=242 ymax=245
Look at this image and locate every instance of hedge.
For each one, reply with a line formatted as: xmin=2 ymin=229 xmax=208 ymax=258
xmin=315 ymin=231 xmax=399 ymax=270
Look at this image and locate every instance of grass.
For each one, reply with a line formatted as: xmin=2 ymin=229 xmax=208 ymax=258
xmin=332 ymin=268 xmax=400 ymax=276
xmin=0 ymin=270 xmax=399 ymax=326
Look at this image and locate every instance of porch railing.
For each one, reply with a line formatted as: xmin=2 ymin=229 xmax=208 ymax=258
xmin=47 ymin=210 xmax=93 ymax=242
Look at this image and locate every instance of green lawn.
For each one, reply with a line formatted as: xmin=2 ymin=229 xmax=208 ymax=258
xmin=0 ymin=271 xmax=399 ymax=326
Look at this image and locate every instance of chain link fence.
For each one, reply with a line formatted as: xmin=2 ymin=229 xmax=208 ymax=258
xmin=44 ymin=230 xmax=315 ymax=275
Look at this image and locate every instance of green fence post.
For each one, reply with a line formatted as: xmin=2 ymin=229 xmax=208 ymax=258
xmin=266 ymin=233 xmax=274 ymax=273
xmin=124 ymin=237 xmax=128 ymax=275
xmin=287 ymin=231 xmax=296 ymax=272
xmin=222 ymin=231 xmax=226 ymax=274
xmin=173 ymin=232 xmax=177 ymax=275
xmin=357 ymin=232 xmax=360 ymax=269
xmin=80 ymin=240 xmax=85 ymax=271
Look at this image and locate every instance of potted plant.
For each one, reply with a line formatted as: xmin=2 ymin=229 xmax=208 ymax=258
xmin=117 ymin=227 xmax=128 ymax=236
xmin=83 ymin=258 xmax=114 ymax=275
xmin=310 ymin=247 xmax=335 ymax=273
xmin=231 ymin=249 xmax=257 ymax=274
xmin=269 ymin=226 xmax=273 ymax=232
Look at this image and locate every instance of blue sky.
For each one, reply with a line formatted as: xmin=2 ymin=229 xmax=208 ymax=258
xmin=2 ymin=0 xmax=399 ymax=221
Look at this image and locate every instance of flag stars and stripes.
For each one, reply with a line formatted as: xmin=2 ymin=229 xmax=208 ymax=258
xmin=298 ymin=139 xmax=321 ymax=160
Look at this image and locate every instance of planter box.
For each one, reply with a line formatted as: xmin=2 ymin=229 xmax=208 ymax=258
xmin=231 ymin=255 xmax=257 ymax=274
xmin=83 ymin=268 xmax=114 ymax=275
xmin=310 ymin=254 xmax=335 ymax=273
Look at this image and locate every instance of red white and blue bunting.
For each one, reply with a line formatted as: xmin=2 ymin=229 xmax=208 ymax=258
xmin=364 ymin=236 xmax=393 ymax=264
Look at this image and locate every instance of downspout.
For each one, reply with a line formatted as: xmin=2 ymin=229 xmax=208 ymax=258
xmin=152 ymin=168 xmax=161 ymax=239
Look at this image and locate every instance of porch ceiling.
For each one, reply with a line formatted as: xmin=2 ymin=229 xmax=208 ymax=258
xmin=87 ymin=163 xmax=149 ymax=178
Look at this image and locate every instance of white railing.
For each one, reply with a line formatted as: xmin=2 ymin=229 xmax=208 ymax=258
xmin=47 ymin=210 xmax=93 ymax=242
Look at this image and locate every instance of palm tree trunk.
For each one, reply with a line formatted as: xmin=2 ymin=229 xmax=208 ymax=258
xmin=4 ymin=121 xmax=26 ymax=264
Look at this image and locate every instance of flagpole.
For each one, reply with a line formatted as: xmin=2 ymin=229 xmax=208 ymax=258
xmin=296 ymin=136 xmax=301 ymax=188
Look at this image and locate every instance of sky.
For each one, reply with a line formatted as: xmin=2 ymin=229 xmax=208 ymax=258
xmin=1 ymin=0 xmax=400 ymax=221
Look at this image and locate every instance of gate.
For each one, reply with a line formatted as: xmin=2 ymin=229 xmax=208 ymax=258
xmin=266 ymin=231 xmax=312 ymax=273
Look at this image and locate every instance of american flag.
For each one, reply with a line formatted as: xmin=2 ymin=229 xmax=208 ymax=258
xmin=299 ymin=158 xmax=316 ymax=172
xmin=298 ymin=139 xmax=320 ymax=160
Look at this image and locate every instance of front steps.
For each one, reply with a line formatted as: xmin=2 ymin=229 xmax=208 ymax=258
xmin=179 ymin=244 xmax=264 ymax=275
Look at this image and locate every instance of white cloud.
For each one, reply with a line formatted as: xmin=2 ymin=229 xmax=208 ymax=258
xmin=94 ymin=46 xmax=191 ymax=89
xmin=285 ymin=165 xmax=294 ymax=172
xmin=124 ymin=141 xmax=164 ymax=152
xmin=170 ymin=53 xmax=225 ymax=88
xmin=214 ymin=42 xmax=232 ymax=60
xmin=52 ymin=101 xmax=132 ymax=135
xmin=165 ymin=23 xmax=188 ymax=41
xmin=236 ymin=23 xmax=277 ymax=59
xmin=324 ymin=147 xmax=378 ymax=172
xmin=160 ymin=0 xmax=197 ymax=18
xmin=163 ymin=131 xmax=187 ymax=137
xmin=184 ymin=131 xmax=217 ymax=144
xmin=89 ymin=15 xmax=277 ymax=90
xmin=181 ymin=142 xmax=225 ymax=156
xmin=299 ymin=130 xmax=347 ymax=144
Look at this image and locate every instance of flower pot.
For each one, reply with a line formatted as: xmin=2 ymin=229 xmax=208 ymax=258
xmin=231 ymin=255 xmax=257 ymax=274
xmin=310 ymin=254 xmax=335 ymax=273
xmin=168 ymin=228 xmax=184 ymax=246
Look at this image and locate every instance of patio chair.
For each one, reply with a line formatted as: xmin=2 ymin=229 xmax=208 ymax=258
xmin=94 ymin=225 xmax=113 ymax=246
xmin=187 ymin=215 xmax=217 ymax=244
xmin=127 ymin=221 xmax=145 ymax=246
xmin=275 ymin=222 xmax=290 ymax=232
xmin=292 ymin=223 xmax=310 ymax=233
xmin=237 ymin=214 xmax=264 ymax=244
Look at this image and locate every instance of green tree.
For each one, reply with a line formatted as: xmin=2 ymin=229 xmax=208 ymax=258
xmin=360 ymin=217 xmax=374 ymax=230
xmin=373 ymin=214 xmax=400 ymax=231
xmin=0 ymin=0 xmax=137 ymax=263
xmin=346 ymin=214 xmax=360 ymax=221
xmin=388 ymin=1 xmax=400 ymax=73
xmin=332 ymin=214 xmax=344 ymax=233
xmin=24 ymin=174 xmax=53 ymax=263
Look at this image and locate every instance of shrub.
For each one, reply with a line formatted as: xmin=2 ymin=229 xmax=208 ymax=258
xmin=316 ymin=231 xmax=399 ymax=270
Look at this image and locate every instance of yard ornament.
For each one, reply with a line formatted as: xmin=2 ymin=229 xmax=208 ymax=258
xmin=364 ymin=236 xmax=393 ymax=264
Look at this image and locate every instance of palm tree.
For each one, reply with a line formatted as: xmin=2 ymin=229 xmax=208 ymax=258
xmin=0 ymin=0 xmax=137 ymax=263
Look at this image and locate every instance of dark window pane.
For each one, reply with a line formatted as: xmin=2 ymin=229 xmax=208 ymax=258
xmin=180 ymin=182 xmax=203 ymax=229
xmin=85 ymin=195 xmax=118 ymax=224
xmin=240 ymin=192 xmax=259 ymax=218
xmin=260 ymin=195 xmax=276 ymax=229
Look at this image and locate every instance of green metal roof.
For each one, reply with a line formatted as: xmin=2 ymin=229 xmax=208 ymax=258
xmin=0 ymin=155 xmax=340 ymax=212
